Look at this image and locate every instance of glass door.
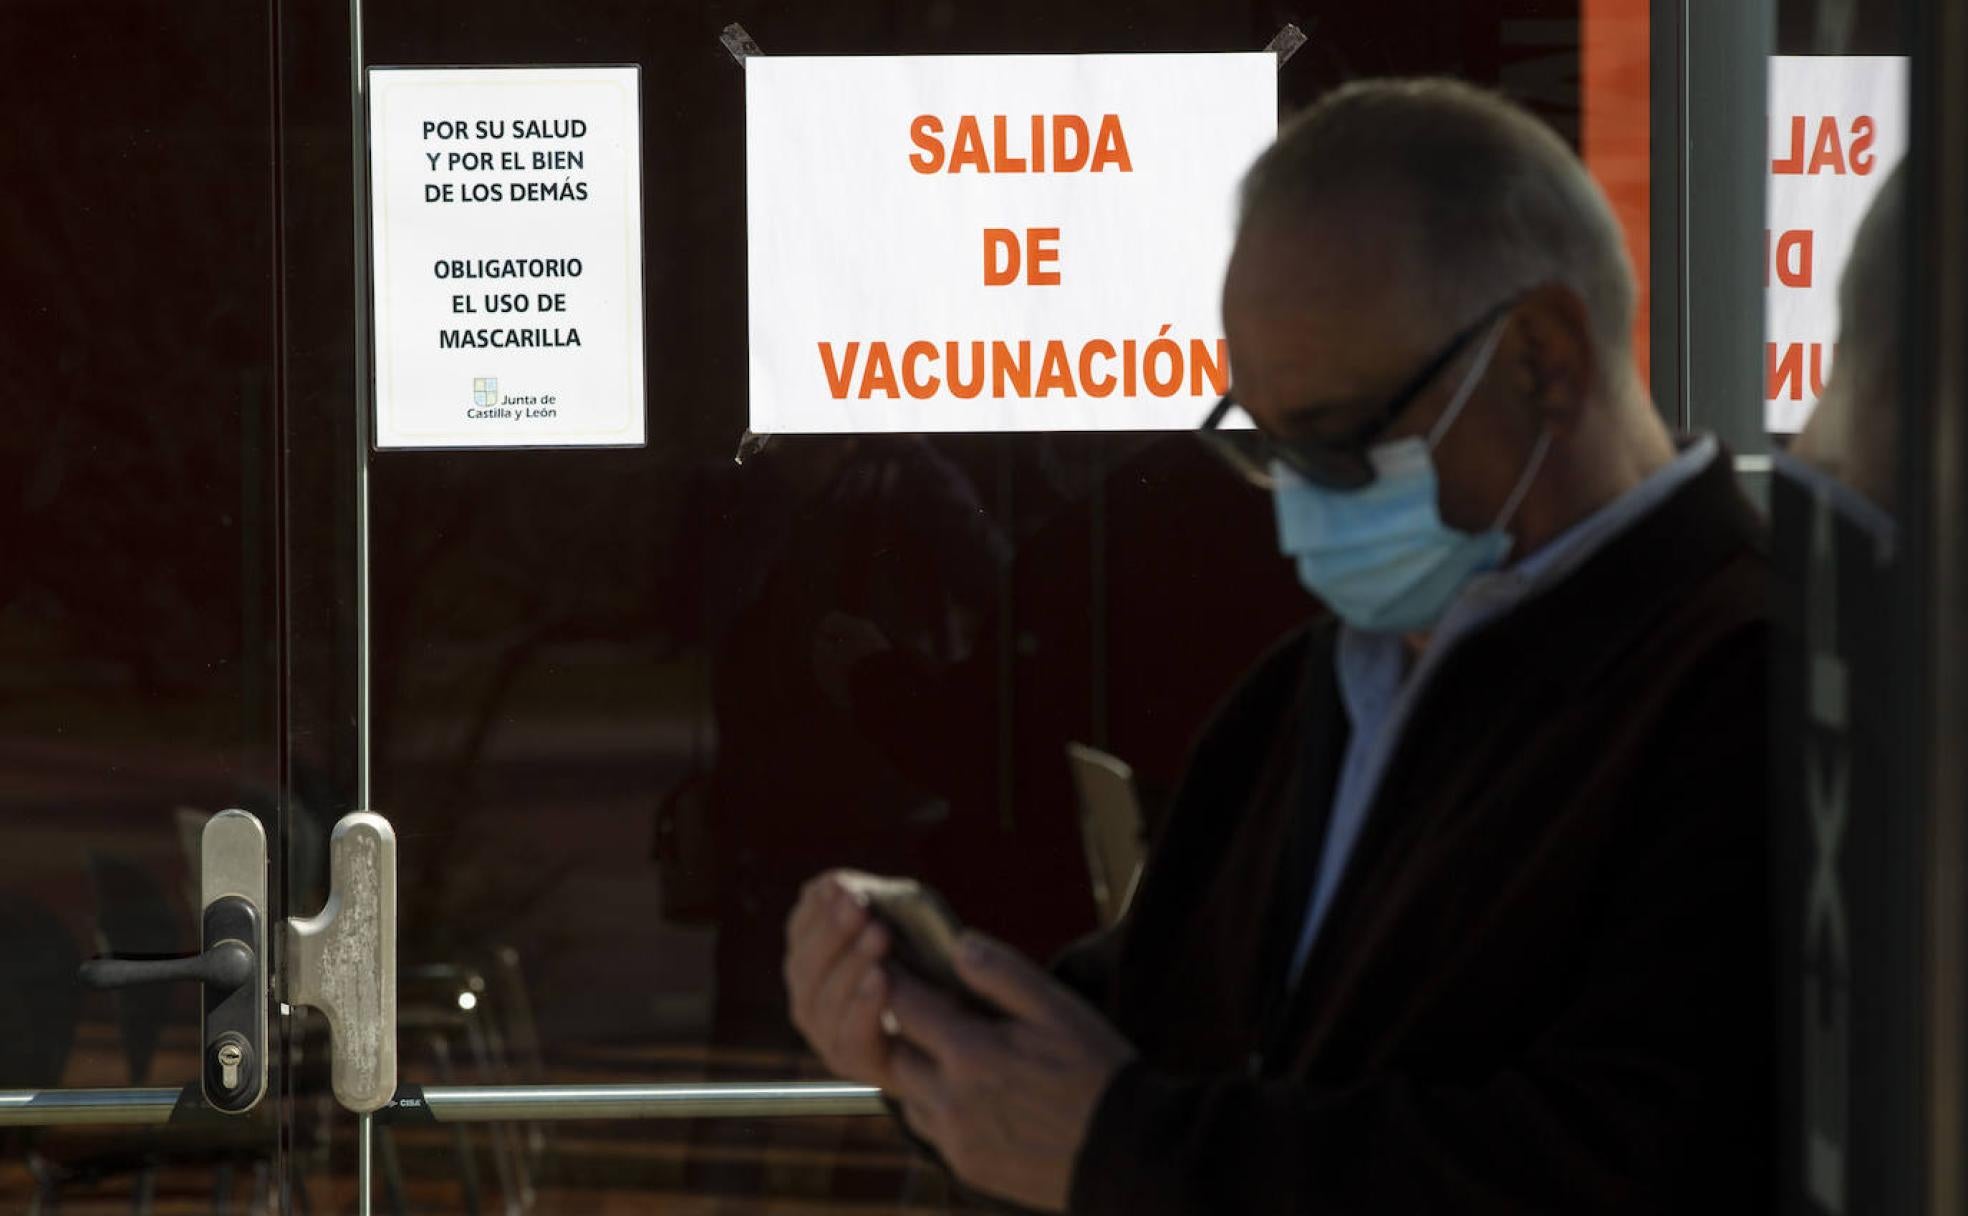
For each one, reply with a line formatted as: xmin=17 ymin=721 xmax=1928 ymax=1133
xmin=0 ymin=0 xmax=291 ymax=1207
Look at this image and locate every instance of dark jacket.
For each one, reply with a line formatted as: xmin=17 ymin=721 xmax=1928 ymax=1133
xmin=1058 ymin=451 xmax=1772 ymax=1214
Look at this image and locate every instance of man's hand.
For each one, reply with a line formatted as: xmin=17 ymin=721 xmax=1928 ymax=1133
xmin=885 ymin=932 xmax=1137 ymax=1213
xmin=784 ymin=870 xmax=897 ymax=1087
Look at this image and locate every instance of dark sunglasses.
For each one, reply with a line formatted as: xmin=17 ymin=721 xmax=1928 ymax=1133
xmin=1198 ymin=298 xmax=1516 ymax=491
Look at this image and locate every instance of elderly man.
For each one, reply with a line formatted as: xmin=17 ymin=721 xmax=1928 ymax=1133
xmin=784 ymin=78 xmax=1770 ymax=1213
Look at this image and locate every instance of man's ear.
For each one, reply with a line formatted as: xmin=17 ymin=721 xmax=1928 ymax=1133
xmin=1507 ymin=282 xmax=1598 ymax=435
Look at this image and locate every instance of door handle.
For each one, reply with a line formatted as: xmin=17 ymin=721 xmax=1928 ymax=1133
xmin=77 ymin=810 xmax=269 ymax=1114
xmin=65 ymin=810 xmax=400 ymax=1121
xmin=79 ymin=936 xmax=255 ymax=992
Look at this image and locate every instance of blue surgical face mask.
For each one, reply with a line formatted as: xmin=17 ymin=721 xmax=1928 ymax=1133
xmin=1271 ymin=319 xmax=1551 ymax=634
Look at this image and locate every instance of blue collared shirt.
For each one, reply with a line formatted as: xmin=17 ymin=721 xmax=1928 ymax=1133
xmin=1285 ymin=436 xmax=1721 ymax=984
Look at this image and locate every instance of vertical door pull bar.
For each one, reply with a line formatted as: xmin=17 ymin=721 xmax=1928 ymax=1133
xmin=284 ymin=812 xmax=398 ymax=1113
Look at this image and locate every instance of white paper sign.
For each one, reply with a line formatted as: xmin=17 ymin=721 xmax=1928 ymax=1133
xmin=746 ymin=54 xmax=1276 ymax=434
xmin=1765 ymin=55 xmax=1907 ymax=434
xmin=368 ymin=66 xmax=646 ymax=449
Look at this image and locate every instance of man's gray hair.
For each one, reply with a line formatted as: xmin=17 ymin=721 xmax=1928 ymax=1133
xmin=1240 ymin=78 xmax=1637 ymax=362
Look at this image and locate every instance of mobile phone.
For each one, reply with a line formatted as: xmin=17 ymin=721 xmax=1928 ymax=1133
xmin=833 ymin=872 xmax=1000 ymax=1017
xmin=1066 ymin=742 xmax=1146 ymax=927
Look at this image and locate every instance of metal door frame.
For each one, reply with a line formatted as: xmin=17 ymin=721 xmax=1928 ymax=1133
xmin=1908 ymin=0 xmax=1968 ymax=1207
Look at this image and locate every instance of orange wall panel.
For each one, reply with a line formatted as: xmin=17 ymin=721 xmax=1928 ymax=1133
xmin=1583 ymin=0 xmax=1652 ymax=387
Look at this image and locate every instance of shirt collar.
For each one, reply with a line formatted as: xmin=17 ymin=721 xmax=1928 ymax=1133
xmin=1337 ymin=434 xmax=1722 ymax=681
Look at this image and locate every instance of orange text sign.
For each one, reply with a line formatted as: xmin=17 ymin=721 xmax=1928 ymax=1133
xmin=745 ymin=54 xmax=1275 ymax=433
